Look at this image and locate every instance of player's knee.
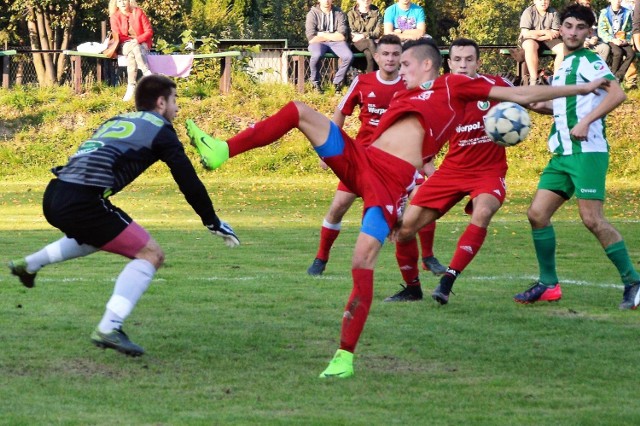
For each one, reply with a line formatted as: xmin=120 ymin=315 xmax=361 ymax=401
xmin=396 ymin=227 xmax=414 ymax=243
xmin=147 ymin=248 xmax=165 ymax=269
xmin=580 ymin=212 xmax=602 ymax=233
xmin=138 ymin=241 xmax=165 ymax=269
xmin=527 ymin=206 xmax=546 ymax=228
xmin=472 ymin=206 xmax=496 ymax=226
xmin=155 ymin=249 xmax=165 ymax=269
xmin=351 ymin=251 xmax=371 ymax=269
xmin=293 ymin=101 xmax=310 ymax=118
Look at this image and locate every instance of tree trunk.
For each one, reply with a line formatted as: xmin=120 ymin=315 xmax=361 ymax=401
xmin=35 ymin=6 xmax=56 ymax=85
xmin=24 ymin=2 xmax=78 ymax=86
xmin=26 ymin=8 xmax=49 ymax=86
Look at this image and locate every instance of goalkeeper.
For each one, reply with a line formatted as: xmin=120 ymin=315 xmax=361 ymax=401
xmin=8 ymin=75 xmax=239 ymax=357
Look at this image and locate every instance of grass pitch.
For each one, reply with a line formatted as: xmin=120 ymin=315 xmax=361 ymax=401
xmin=1 ymin=176 xmax=640 ymax=425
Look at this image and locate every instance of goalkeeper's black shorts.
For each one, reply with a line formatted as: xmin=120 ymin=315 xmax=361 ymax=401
xmin=43 ymin=178 xmax=133 ymax=247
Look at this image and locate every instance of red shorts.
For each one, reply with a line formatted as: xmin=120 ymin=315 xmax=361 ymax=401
xmin=410 ymin=171 xmax=507 ymax=215
xmin=336 ymin=162 xmax=423 ymax=196
xmin=336 ymin=180 xmax=356 ymax=194
xmin=323 ymin=131 xmax=416 ymax=229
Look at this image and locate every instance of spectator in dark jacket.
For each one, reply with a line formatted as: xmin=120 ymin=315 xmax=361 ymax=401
xmin=306 ymin=0 xmax=353 ymax=90
xmin=347 ymin=0 xmax=382 ymax=73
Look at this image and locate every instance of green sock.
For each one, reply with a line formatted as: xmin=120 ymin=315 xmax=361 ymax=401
xmin=533 ymin=226 xmax=558 ymax=286
xmin=605 ymin=240 xmax=640 ymax=285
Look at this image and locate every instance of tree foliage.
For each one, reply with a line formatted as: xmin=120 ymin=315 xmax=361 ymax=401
xmin=5 ymin=0 xmax=103 ymax=85
xmin=450 ymin=0 xmax=528 ymax=45
xmin=1 ymin=0 xmax=620 ymax=86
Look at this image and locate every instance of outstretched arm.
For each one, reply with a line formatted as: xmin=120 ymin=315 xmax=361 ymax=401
xmin=487 ymin=78 xmax=611 ymax=104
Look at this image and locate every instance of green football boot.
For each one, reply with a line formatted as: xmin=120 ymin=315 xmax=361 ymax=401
xmin=91 ymin=327 xmax=145 ymax=357
xmin=319 ymin=349 xmax=354 ymax=379
xmin=185 ymin=119 xmax=229 ymax=171
xmin=8 ymin=259 xmax=36 ymax=288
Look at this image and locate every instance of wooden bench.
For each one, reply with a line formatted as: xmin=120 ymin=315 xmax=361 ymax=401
xmin=192 ymin=51 xmax=242 ymax=94
xmin=62 ymin=50 xmax=241 ymax=95
xmin=499 ymin=48 xmax=554 ymax=85
xmin=217 ymin=38 xmax=288 ymax=50
xmin=285 ymin=50 xmax=364 ymax=93
xmin=286 ymin=49 xmax=450 ymax=93
xmin=1 ymin=50 xmax=17 ymax=89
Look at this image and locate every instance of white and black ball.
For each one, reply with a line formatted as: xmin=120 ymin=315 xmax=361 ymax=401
xmin=483 ymin=102 xmax=531 ymax=147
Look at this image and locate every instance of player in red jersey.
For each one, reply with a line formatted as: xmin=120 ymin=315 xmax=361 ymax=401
xmin=385 ymin=38 xmax=514 ymax=304
xmin=186 ymin=38 xmax=610 ymax=378
xmin=307 ymin=34 xmax=446 ymax=285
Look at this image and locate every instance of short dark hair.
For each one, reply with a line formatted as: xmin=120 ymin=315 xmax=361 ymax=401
xmin=449 ymin=38 xmax=480 ymax=60
xmin=402 ymin=38 xmax=442 ymax=69
xmin=560 ymin=3 xmax=595 ymax=28
xmin=377 ymin=34 xmax=402 ymax=48
xmin=135 ymin=75 xmax=177 ymax=111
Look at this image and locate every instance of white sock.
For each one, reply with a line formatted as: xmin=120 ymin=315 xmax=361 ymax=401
xmin=98 ymin=259 xmax=156 ymax=333
xmin=322 ymin=218 xmax=342 ymax=231
xmin=25 ymin=237 xmax=97 ymax=273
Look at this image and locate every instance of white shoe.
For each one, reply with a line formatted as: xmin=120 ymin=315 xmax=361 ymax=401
xmin=122 ymin=84 xmax=136 ymax=101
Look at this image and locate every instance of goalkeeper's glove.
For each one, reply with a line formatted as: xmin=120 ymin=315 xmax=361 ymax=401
xmin=206 ymin=221 xmax=240 ymax=247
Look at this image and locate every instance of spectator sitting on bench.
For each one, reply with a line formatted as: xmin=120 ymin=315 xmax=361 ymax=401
xmin=621 ymin=0 xmax=637 ymax=88
xmin=383 ymin=0 xmax=429 ymax=41
xmin=577 ymin=0 xmax=611 ymax=61
xmin=347 ymin=0 xmax=382 ymax=73
xmin=599 ymin=0 xmax=634 ymax=83
xmin=631 ymin=0 xmax=640 ymax=88
xmin=109 ymin=0 xmax=153 ymax=101
xmin=518 ymin=0 xmax=565 ymax=85
xmin=306 ymin=0 xmax=353 ymax=91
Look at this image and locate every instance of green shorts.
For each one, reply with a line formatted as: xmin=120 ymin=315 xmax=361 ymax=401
xmin=538 ymin=152 xmax=609 ymax=200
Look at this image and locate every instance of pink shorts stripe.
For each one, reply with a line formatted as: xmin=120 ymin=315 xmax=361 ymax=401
xmin=100 ymin=221 xmax=151 ymax=259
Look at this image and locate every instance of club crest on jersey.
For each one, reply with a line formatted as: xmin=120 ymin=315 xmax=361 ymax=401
xmin=593 ymin=61 xmax=605 ymax=71
xmin=74 ymin=140 xmax=104 ymax=155
xmin=414 ymin=90 xmax=433 ymax=101
xmin=477 ymin=101 xmax=490 ymax=111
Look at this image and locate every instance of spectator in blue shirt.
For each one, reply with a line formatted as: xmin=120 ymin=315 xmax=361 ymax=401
xmin=598 ymin=0 xmax=634 ymax=82
xmin=383 ymin=0 xmax=429 ymax=41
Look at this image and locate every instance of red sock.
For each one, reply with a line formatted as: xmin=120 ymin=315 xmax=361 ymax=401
xmin=418 ymin=222 xmax=436 ymax=258
xmin=340 ymin=268 xmax=374 ymax=353
xmin=316 ymin=226 xmax=340 ymax=261
xmin=395 ymin=238 xmax=420 ymax=285
xmin=449 ymin=224 xmax=487 ymax=272
xmin=227 ymin=101 xmax=300 ymax=158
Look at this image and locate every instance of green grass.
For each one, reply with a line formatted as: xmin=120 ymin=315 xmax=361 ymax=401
xmin=2 ymin=176 xmax=640 ymax=424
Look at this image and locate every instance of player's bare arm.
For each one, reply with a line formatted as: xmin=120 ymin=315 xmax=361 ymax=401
xmin=488 ymin=77 xmax=610 ymax=104
xmin=371 ymin=114 xmax=425 ymax=169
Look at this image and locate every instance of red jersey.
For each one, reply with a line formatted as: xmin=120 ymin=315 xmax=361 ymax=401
xmin=371 ymin=73 xmax=494 ymax=164
xmin=439 ymin=74 xmax=512 ymax=177
xmin=338 ymin=71 xmax=405 ymax=147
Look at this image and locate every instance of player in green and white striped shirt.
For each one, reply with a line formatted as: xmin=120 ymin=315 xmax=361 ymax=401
xmin=514 ymin=3 xmax=640 ymax=309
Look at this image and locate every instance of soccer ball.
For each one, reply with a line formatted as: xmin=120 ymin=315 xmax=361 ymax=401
xmin=483 ymin=102 xmax=531 ymax=147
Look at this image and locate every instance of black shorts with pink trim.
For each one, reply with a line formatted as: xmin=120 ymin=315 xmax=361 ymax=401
xmin=42 ymin=179 xmax=146 ymax=249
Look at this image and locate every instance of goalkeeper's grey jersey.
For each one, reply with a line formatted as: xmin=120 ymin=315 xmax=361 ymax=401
xmin=53 ymin=111 xmax=219 ymax=226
